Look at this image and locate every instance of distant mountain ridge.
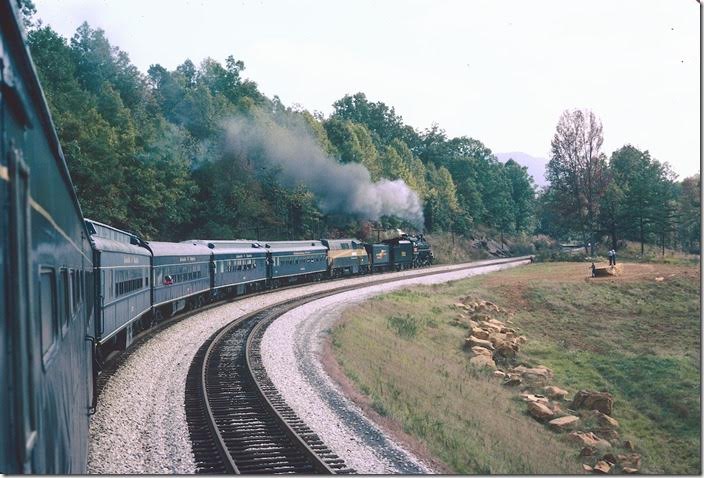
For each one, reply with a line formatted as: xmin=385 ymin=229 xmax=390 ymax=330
xmin=495 ymin=152 xmax=549 ymax=188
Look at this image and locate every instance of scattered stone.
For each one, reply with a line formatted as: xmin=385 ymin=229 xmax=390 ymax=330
xmin=527 ymin=401 xmax=554 ymax=421
xmin=582 ymin=464 xmax=593 ymax=472
xmin=593 ymin=460 xmax=612 ymax=474
xmin=548 ymin=414 xmax=579 ymax=430
xmin=593 ymin=410 xmax=619 ymax=428
xmin=493 ymin=343 xmax=517 ymax=362
xmin=571 ymin=390 xmax=614 ymax=415
xmin=623 ymin=440 xmax=635 ymax=451
xmin=622 ymin=466 xmax=638 ymax=474
xmin=471 ymin=328 xmax=490 ymax=340
xmin=469 ymin=354 xmax=497 ymax=369
xmin=454 ymin=302 xmax=469 ymax=310
xmin=654 ymin=276 xmax=664 ymax=282
xmin=602 ymin=453 xmax=617 ymax=465
xmin=543 ymin=385 xmax=568 ymax=400
xmin=471 ymin=346 xmax=493 ymax=357
xmin=511 ymin=365 xmax=553 ymax=386
xmin=493 ymin=370 xmax=506 ymax=379
xmin=617 ymin=453 xmax=641 ymax=470
xmin=466 ymin=336 xmax=494 ymax=350
xmin=568 ymin=431 xmax=611 ymax=449
xmin=517 ymin=335 xmax=527 ymax=344
xmin=520 ymin=392 xmax=549 ymax=404
xmin=503 ymin=375 xmax=522 ymax=386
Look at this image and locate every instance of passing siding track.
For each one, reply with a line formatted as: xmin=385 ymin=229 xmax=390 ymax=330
xmin=94 ymin=256 xmax=531 ymax=474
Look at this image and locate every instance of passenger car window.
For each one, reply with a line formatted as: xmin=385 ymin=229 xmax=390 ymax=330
xmin=40 ymin=268 xmax=57 ymax=358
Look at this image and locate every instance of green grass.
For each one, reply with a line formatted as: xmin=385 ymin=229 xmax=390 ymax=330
xmin=331 ymin=262 xmax=701 ymax=474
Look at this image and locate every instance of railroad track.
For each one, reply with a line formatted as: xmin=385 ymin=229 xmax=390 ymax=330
xmin=185 ymin=256 xmax=532 ymax=474
xmin=186 ymin=295 xmax=356 ymax=474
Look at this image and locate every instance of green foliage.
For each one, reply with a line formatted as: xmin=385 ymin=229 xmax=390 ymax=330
xmin=27 ymin=21 xmax=545 ymax=241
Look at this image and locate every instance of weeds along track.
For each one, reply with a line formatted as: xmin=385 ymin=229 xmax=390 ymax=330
xmin=184 ymin=256 xmax=531 ymax=474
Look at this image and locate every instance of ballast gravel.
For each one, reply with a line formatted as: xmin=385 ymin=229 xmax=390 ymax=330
xmin=87 ymin=258 xmax=528 ymax=474
xmin=260 ymin=260 xmax=529 ymax=474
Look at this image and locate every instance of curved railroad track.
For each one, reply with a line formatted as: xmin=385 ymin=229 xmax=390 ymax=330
xmin=184 ymin=256 xmax=531 ymax=474
xmin=186 ymin=294 xmax=357 ymax=474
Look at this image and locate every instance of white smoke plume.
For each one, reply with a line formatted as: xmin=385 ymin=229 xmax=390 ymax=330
xmin=223 ymin=114 xmax=425 ymax=228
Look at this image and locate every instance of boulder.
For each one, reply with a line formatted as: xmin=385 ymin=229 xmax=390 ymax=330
xmin=623 ymin=440 xmax=635 ymax=451
xmin=511 ymin=365 xmax=553 ymax=386
xmin=493 ymin=343 xmax=517 ymax=363
xmin=493 ymin=370 xmax=506 ymax=379
xmin=471 ymin=346 xmax=493 ymax=357
xmin=472 ymin=313 xmax=492 ymax=322
xmin=568 ymin=431 xmax=612 ymax=449
xmin=622 ymin=467 xmax=638 ymax=474
xmin=527 ymin=401 xmax=554 ymax=421
xmin=582 ymin=464 xmax=593 ymax=473
xmin=593 ymin=460 xmax=612 ymax=474
xmin=602 ymin=453 xmax=617 ymax=465
xmin=548 ymin=414 xmax=579 ymax=431
xmin=454 ymin=302 xmax=469 ymax=310
xmin=469 ymin=354 xmax=496 ymax=369
xmin=617 ymin=453 xmax=641 ymax=470
xmin=503 ymin=374 xmax=522 ymax=386
xmin=571 ymin=390 xmax=614 ymax=415
xmin=520 ymin=392 xmax=549 ymax=404
xmin=517 ymin=336 xmax=527 ymax=344
xmin=543 ymin=386 xmax=568 ymax=400
xmin=466 ymin=336 xmax=494 ymax=350
xmin=593 ymin=410 xmax=619 ymax=428
xmin=471 ymin=328 xmax=490 ymax=340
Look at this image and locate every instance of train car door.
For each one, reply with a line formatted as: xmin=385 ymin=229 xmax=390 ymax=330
xmin=8 ymin=141 xmax=38 ymax=473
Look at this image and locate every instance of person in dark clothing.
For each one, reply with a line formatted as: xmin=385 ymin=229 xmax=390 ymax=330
xmin=607 ymin=249 xmax=613 ymax=266
xmin=591 ymin=263 xmax=597 ymax=277
xmin=612 ymin=249 xmax=617 ymax=265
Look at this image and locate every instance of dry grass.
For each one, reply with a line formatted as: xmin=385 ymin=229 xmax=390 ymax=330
xmin=332 ymin=288 xmax=581 ymax=474
xmin=331 ymin=261 xmax=701 ymax=474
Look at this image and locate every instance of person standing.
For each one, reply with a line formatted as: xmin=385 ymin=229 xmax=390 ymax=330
xmin=612 ymin=249 xmax=617 ymax=265
xmin=608 ymin=249 xmax=613 ymax=266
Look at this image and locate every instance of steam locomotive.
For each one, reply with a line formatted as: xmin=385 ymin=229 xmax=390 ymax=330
xmin=0 ymin=3 xmax=432 ymax=472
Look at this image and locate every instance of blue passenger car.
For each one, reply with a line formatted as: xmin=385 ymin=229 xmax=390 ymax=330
xmin=146 ymin=242 xmax=212 ymax=318
xmin=265 ymin=240 xmax=328 ymax=287
xmin=85 ymin=220 xmax=151 ymax=351
xmin=185 ymin=240 xmax=268 ymax=297
xmin=1 ymin=1 xmax=94 ymax=471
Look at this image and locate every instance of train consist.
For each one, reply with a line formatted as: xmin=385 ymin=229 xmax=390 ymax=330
xmin=0 ymin=2 xmax=432 ymax=472
xmin=89 ymin=219 xmax=433 ymax=360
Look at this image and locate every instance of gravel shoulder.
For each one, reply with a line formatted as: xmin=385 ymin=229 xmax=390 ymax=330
xmin=260 ymin=260 xmax=529 ymax=474
xmin=86 ymin=259 xmax=527 ymax=474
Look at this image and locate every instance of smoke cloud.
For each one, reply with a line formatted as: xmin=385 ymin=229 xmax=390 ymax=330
xmin=224 ymin=114 xmax=424 ymax=228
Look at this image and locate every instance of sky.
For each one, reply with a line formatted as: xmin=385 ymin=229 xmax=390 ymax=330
xmin=33 ymin=0 xmax=701 ymax=179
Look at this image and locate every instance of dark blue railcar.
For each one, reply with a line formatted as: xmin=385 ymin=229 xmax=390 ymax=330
xmin=147 ymin=242 xmax=212 ymax=318
xmin=184 ymin=240 xmax=268 ymax=297
xmin=382 ymin=238 xmax=414 ymax=270
xmin=85 ymin=219 xmax=151 ymax=350
xmin=365 ymin=243 xmax=391 ymax=272
xmin=1 ymin=1 xmax=94 ymax=472
xmin=265 ymin=240 xmax=328 ymax=287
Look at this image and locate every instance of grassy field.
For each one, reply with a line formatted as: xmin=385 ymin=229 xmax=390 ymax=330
xmin=330 ymin=261 xmax=700 ymax=474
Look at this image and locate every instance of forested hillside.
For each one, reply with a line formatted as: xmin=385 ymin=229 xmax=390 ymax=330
xmin=24 ymin=14 xmax=699 ymax=253
xmin=25 ymin=20 xmax=535 ymax=242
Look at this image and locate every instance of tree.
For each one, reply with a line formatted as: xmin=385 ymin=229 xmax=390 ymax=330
xmin=504 ymin=159 xmax=537 ymax=233
xmin=546 ymin=109 xmax=609 ymax=254
xmin=676 ymin=174 xmax=701 ymax=252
